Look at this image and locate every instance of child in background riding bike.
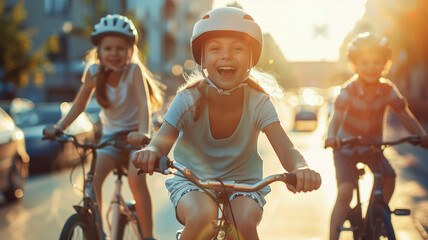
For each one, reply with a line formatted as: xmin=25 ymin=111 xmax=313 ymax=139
xmin=43 ymin=14 xmax=163 ymax=240
xmin=325 ymin=32 xmax=428 ymax=240
xmin=132 ymin=7 xmax=321 ymax=240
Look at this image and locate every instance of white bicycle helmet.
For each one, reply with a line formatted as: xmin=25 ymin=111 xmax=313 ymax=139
xmin=348 ymin=32 xmax=391 ymax=62
xmin=91 ymin=14 xmax=138 ymax=45
xmin=191 ymin=7 xmax=263 ymax=66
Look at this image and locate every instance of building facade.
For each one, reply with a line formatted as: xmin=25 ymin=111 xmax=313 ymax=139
xmin=6 ymin=0 xmax=212 ymax=102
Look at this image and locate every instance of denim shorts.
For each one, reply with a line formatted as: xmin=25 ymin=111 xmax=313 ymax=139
xmin=165 ymin=175 xmax=270 ymax=225
xmin=97 ymin=130 xmax=136 ymax=167
xmin=333 ymin=149 xmax=396 ymax=186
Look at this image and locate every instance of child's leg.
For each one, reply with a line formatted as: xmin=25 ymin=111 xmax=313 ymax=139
xmin=176 ymin=191 xmax=217 ymax=240
xmin=370 ymin=153 xmax=396 ymax=203
xmin=226 ymin=196 xmax=263 ymax=240
xmin=128 ymin=162 xmax=154 ymax=238
xmin=382 ymin=175 xmax=395 ymax=203
xmin=329 ymin=182 xmax=354 ymax=240
xmin=93 ymin=153 xmax=115 ymax=217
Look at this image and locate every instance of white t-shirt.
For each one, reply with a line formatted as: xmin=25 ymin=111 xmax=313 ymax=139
xmin=89 ymin=64 xmax=139 ymax=135
xmin=164 ymin=85 xmax=279 ymax=183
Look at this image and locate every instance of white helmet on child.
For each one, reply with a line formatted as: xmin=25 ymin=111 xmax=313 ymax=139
xmin=91 ymin=14 xmax=138 ymax=45
xmin=191 ymin=7 xmax=263 ymax=66
xmin=348 ymin=32 xmax=391 ymax=62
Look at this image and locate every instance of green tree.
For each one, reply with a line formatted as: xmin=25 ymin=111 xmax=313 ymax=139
xmin=0 ymin=0 xmax=56 ymax=91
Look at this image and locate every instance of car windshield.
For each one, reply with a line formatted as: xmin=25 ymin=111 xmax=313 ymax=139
xmin=13 ymin=107 xmax=61 ymax=128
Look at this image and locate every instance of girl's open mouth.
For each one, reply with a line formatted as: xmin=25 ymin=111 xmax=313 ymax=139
xmin=217 ymin=66 xmax=236 ymax=76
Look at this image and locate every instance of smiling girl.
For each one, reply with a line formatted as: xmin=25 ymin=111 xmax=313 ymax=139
xmin=132 ymin=7 xmax=321 ymax=240
xmin=43 ymin=14 xmax=163 ymax=240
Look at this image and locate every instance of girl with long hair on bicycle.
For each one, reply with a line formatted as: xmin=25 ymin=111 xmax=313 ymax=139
xmin=132 ymin=7 xmax=321 ymax=240
xmin=325 ymin=32 xmax=428 ymax=240
xmin=43 ymin=14 xmax=163 ymax=240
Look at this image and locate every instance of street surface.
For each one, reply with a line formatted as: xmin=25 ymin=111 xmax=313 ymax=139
xmin=1 ymin=102 xmax=427 ymax=239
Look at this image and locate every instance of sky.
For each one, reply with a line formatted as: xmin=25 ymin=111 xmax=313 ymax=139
xmin=213 ymin=0 xmax=367 ymax=62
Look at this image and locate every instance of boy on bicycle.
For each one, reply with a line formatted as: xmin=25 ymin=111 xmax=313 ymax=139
xmin=325 ymin=32 xmax=428 ymax=240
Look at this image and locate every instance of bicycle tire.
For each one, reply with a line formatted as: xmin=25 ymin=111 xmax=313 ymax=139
xmin=4 ymin=155 xmax=27 ymax=203
xmin=117 ymin=213 xmax=142 ymax=240
xmin=59 ymin=213 xmax=93 ymax=240
xmin=338 ymin=220 xmax=355 ymax=240
xmin=371 ymin=208 xmax=395 ymax=240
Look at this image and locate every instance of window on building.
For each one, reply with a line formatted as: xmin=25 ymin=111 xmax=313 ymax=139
xmin=44 ymin=0 xmax=70 ymax=16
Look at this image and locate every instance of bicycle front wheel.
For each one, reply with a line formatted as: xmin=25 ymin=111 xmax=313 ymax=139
xmin=118 ymin=213 xmax=142 ymax=240
xmin=59 ymin=213 xmax=92 ymax=240
xmin=371 ymin=208 xmax=395 ymax=240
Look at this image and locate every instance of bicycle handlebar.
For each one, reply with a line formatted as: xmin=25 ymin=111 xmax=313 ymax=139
xmin=339 ymin=135 xmax=421 ymax=148
xmin=42 ymin=133 xmax=148 ymax=151
xmin=139 ymin=156 xmax=297 ymax=192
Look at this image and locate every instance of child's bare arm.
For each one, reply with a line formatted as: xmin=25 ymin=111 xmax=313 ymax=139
xmin=395 ymin=106 xmax=428 ymax=148
xmin=128 ymin=65 xmax=151 ymax=145
xmin=325 ymin=108 xmax=344 ymax=148
xmin=58 ymin=70 xmax=95 ymax=130
xmin=132 ymin=121 xmax=179 ymax=175
xmin=264 ymin=122 xmax=321 ymax=193
xmin=396 ymin=106 xmax=427 ymax=136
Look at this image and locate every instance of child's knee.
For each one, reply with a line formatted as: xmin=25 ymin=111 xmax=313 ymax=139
xmin=128 ymin=172 xmax=147 ymax=190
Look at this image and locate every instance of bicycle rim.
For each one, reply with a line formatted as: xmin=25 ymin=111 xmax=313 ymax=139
xmin=117 ymin=213 xmax=142 ymax=240
xmin=59 ymin=213 xmax=93 ymax=240
xmin=371 ymin=208 xmax=395 ymax=240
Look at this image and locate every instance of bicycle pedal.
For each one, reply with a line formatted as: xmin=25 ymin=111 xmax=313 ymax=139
xmin=392 ymin=208 xmax=410 ymax=216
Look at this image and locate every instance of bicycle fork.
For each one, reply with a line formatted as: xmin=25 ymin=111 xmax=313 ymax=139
xmin=212 ymin=203 xmax=231 ymax=240
xmin=70 ymin=173 xmax=106 ymax=240
xmin=107 ymin=177 xmax=123 ymax=240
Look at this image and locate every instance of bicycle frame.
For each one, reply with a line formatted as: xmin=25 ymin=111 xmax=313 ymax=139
xmin=106 ymin=165 xmax=142 ymax=240
xmin=76 ymin=142 xmax=106 ymax=240
xmin=344 ymin=165 xmax=391 ymax=239
xmin=335 ymin=136 xmax=418 ymax=239
xmin=148 ymin=156 xmax=297 ymax=240
xmin=52 ymin=134 xmax=146 ymax=240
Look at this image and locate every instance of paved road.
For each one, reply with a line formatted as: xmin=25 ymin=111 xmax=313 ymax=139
xmin=0 ymin=103 xmax=427 ymax=239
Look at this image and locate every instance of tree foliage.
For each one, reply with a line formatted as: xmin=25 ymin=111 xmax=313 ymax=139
xmin=0 ymin=0 xmax=56 ymax=87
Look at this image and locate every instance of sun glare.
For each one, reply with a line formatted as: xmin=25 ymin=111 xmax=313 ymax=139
xmin=214 ymin=0 xmax=367 ymax=61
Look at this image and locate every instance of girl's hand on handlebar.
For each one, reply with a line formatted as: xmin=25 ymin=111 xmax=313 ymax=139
xmin=131 ymin=146 xmax=159 ymax=175
xmin=43 ymin=124 xmax=64 ymax=138
xmin=288 ymin=167 xmax=321 ymax=193
xmin=127 ymin=131 xmax=150 ymax=146
xmin=324 ymin=137 xmax=341 ymax=149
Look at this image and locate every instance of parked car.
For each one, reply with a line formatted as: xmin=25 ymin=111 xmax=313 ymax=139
xmin=0 ymin=107 xmax=29 ymax=203
xmin=286 ymin=88 xmax=325 ymax=131
xmin=10 ymin=100 xmax=95 ymax=174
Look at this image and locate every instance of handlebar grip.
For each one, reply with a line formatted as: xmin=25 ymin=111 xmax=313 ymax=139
xmin=154 ymin=156 xmax=171 ymax=174
xmin=137 ymin=156 xmax=171 ymax=175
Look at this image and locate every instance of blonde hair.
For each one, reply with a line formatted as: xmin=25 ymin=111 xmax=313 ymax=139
xmin=178 ymin=68 xmax=283 ymax=121
xmin=83 ymin=44 xmax=164 ymax=111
